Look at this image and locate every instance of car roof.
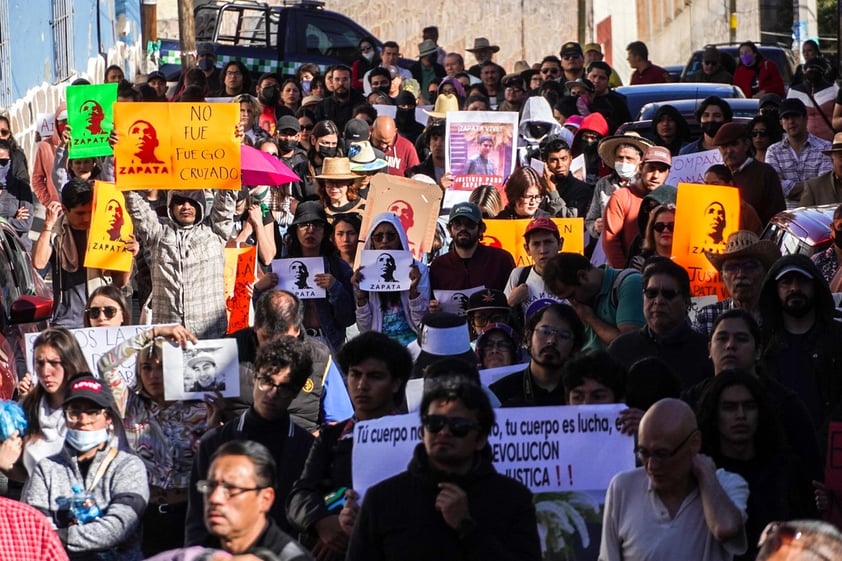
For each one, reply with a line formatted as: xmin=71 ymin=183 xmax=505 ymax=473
xmin=765 ymin=204 xmax=838 ymax=248
xmin=638 ymin=98 xmax=760 ymax=120
xmin=614 ymin=83 xmax=746 ymax=119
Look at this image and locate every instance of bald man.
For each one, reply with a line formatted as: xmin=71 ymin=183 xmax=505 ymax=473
xmin=599 ymin=398 xmax=748 ymax=561
xmin=371 ymin=116 xmax=420 ymax=177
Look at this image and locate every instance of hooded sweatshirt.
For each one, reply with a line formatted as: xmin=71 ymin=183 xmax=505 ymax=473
xmin=651 ymin=105 xmax=690 ymax=156
xmin=355 ymin=212 xmax=430 ymax=343
xmin=125 ymin=188 xmax=237 ymax=338
xmin=32 ymin=103 xmax=66 ymax=205
xmin=517 ymin=97 xmax=564 ymax=166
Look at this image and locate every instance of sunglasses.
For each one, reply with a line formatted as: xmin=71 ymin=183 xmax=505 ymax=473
xmin=300 ymin=124 xmax=314 ymax=131
xmin=751 ymin=129 xmax=769 ymax=137
xmin=702 ymin=60 xmax=718 ymax=66
xmin=758 ymin=522 xmax=833 ymax=561
xmin=643 ymin=287 xmax=680 ymax=300
xmin=422 ymin=414 xmax=481 ymax=437
xmin=561 ymin=54 xmax=580 ymax=60
xmin=371 ymin=232 xmax=398 ymax=243
xmin=541 ymin=68 xmax=560 ymax=74
xmin=86 ymin=306 xmax=119 ymax=320
xmin=652 ymin=222 xmax=675 ymax=233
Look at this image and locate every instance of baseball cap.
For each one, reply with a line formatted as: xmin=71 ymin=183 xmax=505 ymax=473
xmin=277 ymin=115 xmax=301 ymax=133
xmin=524 ymin=217 xmax=559 ymax=238
xmin=344 ymin=118 xmax=371 ymax=142
xmin=448 ymin=202 xmax=482 ymax=224
xmin=147 ymin=70 xmax=166 ymax=83
xmin=560 ymin=42 xmax=583 ymax=57
xmin=63 ymin=374 xmax=115 ymax=409
xmin=642 ymin=146 xmax=672 ymax=166
xmin=778 ymin=98 xmax=807 ymax=118
xmin=775 ymin=265 xmax=814 ymax=280
xmin=583 ymin=43 xmax=602 ymax=54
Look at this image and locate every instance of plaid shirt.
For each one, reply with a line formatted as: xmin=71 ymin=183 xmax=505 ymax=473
xmin=0 ymin=497 xmax=68 ymax=560
xmin=692 ymin=298 xmax=735 ymax=338
xmin=766 ymin=134 xmax=832 ymax=209
xmin=812 ymin=246 xmax=840 ymax=284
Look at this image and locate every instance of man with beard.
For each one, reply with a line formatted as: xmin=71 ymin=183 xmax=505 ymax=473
xmin=489 ymin=303 xmax=585 ymax=407
xmin=315 ymin=65 xmax=365 ymax=131
xmin=429 ymin=202 xmax=515 ymax=293
xmin=758 ymin=254 xmax=842 ymax=432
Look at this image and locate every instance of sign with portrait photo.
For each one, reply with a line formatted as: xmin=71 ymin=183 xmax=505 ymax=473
xmin=446 ymin=110 xmax=517 ymax=194
xmin=84 ymin=181 xmax=134 ymax=272
xmin=358 ymin=250 xmax=413 ymax=292
xmin=66 ymin=83 xmax=118 ymax=158
xmin=271 ymin=257 xmax=326 ymax=299
xmin=162 ymin=339 xmax=240 ymax=401
xmin=433 ymin=286 xmax=485 ymax=315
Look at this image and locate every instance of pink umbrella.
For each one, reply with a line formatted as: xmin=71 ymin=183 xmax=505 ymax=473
xmin=240 ymin=144 xmax=300 ymax=185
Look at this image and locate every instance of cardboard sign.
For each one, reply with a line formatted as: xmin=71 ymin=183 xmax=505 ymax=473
xmin=113 ymin=102 xmax=240 ymax=190
xmin=84 ymin=181 xmax=134 ymax=272
xmin=482 ymin=218 xmax=585 ymax=267
xmin=433 ymin=286 xmax=485 ymax=315
xmin=224 ymin=246 xmax=257 ymax=334
xmin=666 ymin=149 xmax=723 ymax=186
xmin=162 ymin=339 xmax=240 ymax=400
xmin=36 ymin=112 xmax=56 ymax=139
xmin=360 ymin=175 xmax=443 ymax=263
xmin=66 ymin=83 xmax=118 ymax=158
xmin=673 ymin=183 xmax=741 ymax=298
xmin=271 ymin=257 xmax=326 ymax=299
xmin=446 ymin=110 xmax=518 ymax=193
xmin=358 ymin=250 xmax=413 ymax=291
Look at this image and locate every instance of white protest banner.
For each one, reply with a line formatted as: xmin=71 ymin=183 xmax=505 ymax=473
xmin=432 ymin=286 xmax=484 ymax=315
xmin=665 ymin=149 xmax=722 ymax=186
xmin=271 ymin=257 xmax=326 ymax=299
xmin=479 ymin=363 xmax=530 ymax=387
xmin=26 ymin=325 xmax=151 ymax=388
xmin=162 ymin=339 xmax=240 ymax=401
xmin=358 ymin=250 xmax=413 ymax=292
xmin=404 ymin=363 xmax=528 ymax=413
xmin=352 ymin=404 xmax=634 ymax=500
xmin=570 ymin=154 xmax=586 ymax=181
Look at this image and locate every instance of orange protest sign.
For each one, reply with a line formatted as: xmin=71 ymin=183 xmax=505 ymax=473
xmin=113 ymin=102 xmax=239 ymax=190
xmin=84 ymin=181 xmax=134 ymax=272
xmin=672 ymin=183 xmax=741 ymax=298
xmin=481 ymin=218 xmax=584 ymax=266
xmin=224 ymin=245 xmax=257 ymax=334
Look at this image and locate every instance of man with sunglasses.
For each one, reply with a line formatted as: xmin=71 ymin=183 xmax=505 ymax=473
xmin=560 ymin=42 xmax=586 ymax=83
xmin=607 ymin=258 xmax=714 ymax=389
xmin=185 ymin=336 xmax=315 ymax=546
xmin=600 ymin=398 xmax=748 ymax=561
xmin=683 ymin=46 xmax=733 ymax=84
xmin=346 ymin=376 xmax=541 ymax=561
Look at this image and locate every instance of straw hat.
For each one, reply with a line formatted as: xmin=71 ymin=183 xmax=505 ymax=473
xmin=597 ymin=133 xmax=654 ymax=168
xmin=315 ymin=157 xmax=358 ymax=180
xmin=703 ymin=230 xmax=781 ymax=271
xmin=423 ymin=93 xmax=460 ymax=119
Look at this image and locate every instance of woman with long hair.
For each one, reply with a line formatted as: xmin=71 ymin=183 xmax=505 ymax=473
xmin=469 ymin=184 xmax=503 ymax=218
xmin=497 ymin=167 xmax=563 ymax=219
xmin=733 ymin=41 xmax=785 ymax=98
xmin=84 ymin=285 xmax=131 ymax=327
xmin=214 ymin=60 xmax=252 ymax=97
xmin=351 ymin=37 xmax=381 ymax=90
xmin=281 ymin=79 xmax=303 ymax=114
xmin=746 ymin=113 xmax=782 ymax=163
xmin=628 ymin=204 xmax=675 ymax=270
xmin=332 ymin=212 xmax=362 ymax=267
xmin=316 ymin=158 xmax=366 ymax=218
xmin=302 ymin=120 xmax=342 ymax=202
xmin=297 ymin=108 xmax=317 ymax=152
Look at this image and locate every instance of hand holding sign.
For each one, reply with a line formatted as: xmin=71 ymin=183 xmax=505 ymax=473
xmin=358 ymin=250 xmax=413 ymax=291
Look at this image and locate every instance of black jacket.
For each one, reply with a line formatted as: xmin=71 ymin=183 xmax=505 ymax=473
xmin=205 ymin=519 xmax=315 ymax=560
xmin=347 ymin=443 xmax=541 ymax=561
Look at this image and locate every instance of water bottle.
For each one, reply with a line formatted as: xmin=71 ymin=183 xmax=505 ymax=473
xmin=70 ymin=483 xmax=101 ymax=524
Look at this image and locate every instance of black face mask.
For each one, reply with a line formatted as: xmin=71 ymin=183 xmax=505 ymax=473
xmin=259 ymin=86 xmax=280 ymax=105
xmin=318 ymin=145 xmax=338 ymax=158
xmin=582 ymin=139 xmax=598 ymax=154
xmin=805 ymin=70 xmax=822 ymax=84
xmin=395 ymin=107 xmax=414 ymax=125
xmin=278 ymin=139 xmax=297 ymax=153
xmin=701 ymin=121 xmax=723 ymax=138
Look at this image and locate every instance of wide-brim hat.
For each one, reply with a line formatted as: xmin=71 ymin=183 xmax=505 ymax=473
xmin=822 ymin=132 xmax=842 ymax=155
xmin=409 ymin=312 xmax=477 ymax=378
xmin=703 ymin=230 xmax=781 ymax=271
xmin=467 ymin=37 xmax=500 ymax=53
xmin=315 ymin=157 xmax=359 ymax=180
xmin=348 ymin=141 xmax=387 ymax=172
xmin=291 ymin=200 xmax=329 ymax=225
xmin=597 ymin=133 xmax=654 ymax=168
xmin=418 ymin=39 xmax=439 ymax=58
xmin=423 ymin=93 xmax=460 ymax=119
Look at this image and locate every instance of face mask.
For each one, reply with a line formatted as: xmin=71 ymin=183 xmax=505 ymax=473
xmin=318 ymin=145 xmax=338 ymax=158
xmin=395 ymin=108 xmax=414 ymax=123
xmin=66 ymin=428 xmax=109 ymax=452
xmin=701 ymin=121 xmax=723 ymax=138
xmin=582 ymin=139 xmax=598 ymax=154
xmin=278 ymin=139 xmax=298 ymax=153
xmin=614 ymin=161 xmax=638 ymax=180
xmin=363 ymin=50 xmax=375 ymax=62
xmin=301 ymin=80 xmax=311 ymax=94
xmin=197 ymin=59 xmax=214 ymax=72
xmin=259 ymin=86 xmax=280 ymax=106
xmin=739 ymin=53 xmax=754 ymax=66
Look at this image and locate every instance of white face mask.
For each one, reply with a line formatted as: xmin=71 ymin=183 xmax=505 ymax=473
xmin=362 ymin=50 xmax=375 ymax=62
xmin=66 ymin=427 xmax=109 ymax=452
xmin=614 ymin=161 xmax=638 ymax=180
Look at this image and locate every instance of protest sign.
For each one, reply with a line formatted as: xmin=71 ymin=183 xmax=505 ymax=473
xmin=36 ymin=112 xmax=56 ymax=140
xmin=665 ymin=149 xmax=723 ymax=186
xmin=482 ymin=218 xmax=585 ymax=266
xmin=271 ymin=257 xmax=326 ymax=299
xmin=433 ymin=286 xmax=484 ymax=315
xmin=404 ymin=362 xmax=528 ymax=413
xmin=358 ymin=250 xmax=413 ymax=291
xmin=84 ymin=181 xmax=134 ymax=272
xmin=446 ymin=110 xmax=517 ymax=194
xmin=66 ymin=83 xmax=118 ymax=158
xmin=570 ymin=153 xmax=586 ymax=181
xmin=25 ymin=325 xmax=152 ymax=389
xmin=162 ymin=339 xmax=240 ymax=400
xmin=673 ymin=183 xmax=741 ymax=298
xmin=360 ymin=174 xmax=442 ymax=263
xmin=224 ymin=245 xmax=257 ymax=334
xmin=113 ymin=102 xmax=239 ymax=190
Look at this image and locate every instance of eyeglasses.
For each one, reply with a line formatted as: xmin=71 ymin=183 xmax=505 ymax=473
xmin=652 ymin=222 xmax=675 ymax=233
xmin=196 ymin=479 xmax=267 ymax=500
xmin=471 ymin=312 xmax=508 ymax=327
xmin=65 ymin=407 xmax=106 ymax=422
xmin=534 ymin=326 xmax=573 ymax=341
xmin=642 ymin=287 xmax=680 ymax=300
xmin=757 ymin=522 xmax=833 ymax=561
xmin=480 ymin=340 xmax=514 ymax=352
xmin=751 ymin=129 xmax=769 ymax=137
xmin=86 ymin=306 xmax=119 ymax=320
xmin=540 ymin=68 xmax=560 ymax=74
xmin=721 ymin=260 xmax=760 ymax=274
xmin=635 ymin=429 xmax=697 ymax=462
xmin=298 ymin=221 xmax=325 ymax=231
xmin=254 ymin=375 xmax=298 ymax=397
xmin=520 ymin=194 xmax=543 ymax=202
xmin=422 ymin=414 xmax=481 ymax=437
xmin=371 ymin=232 xmax=398 ymax=243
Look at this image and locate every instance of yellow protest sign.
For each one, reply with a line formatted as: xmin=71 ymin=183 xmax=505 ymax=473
xmin=113 ymin=102 xmax=239 ymax=190
xmin=224 ymin=245 xmax=257 ymax=334
xmin=482 ymin=218 xmax=584 ymax=267
xmin=672 ymin=183 xmax=741 ymax=298
xmin=84 ymin=181 xmax=134 ymax=272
